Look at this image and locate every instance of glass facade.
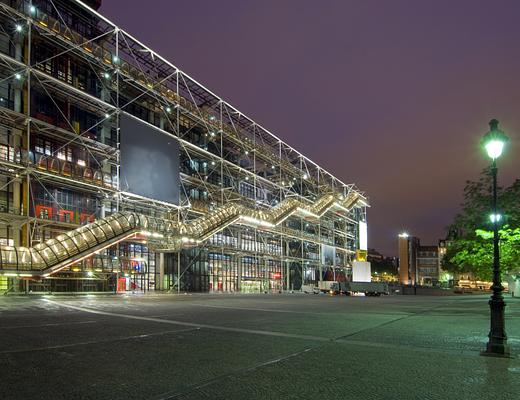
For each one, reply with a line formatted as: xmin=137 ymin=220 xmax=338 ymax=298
xmin=0 ymin=0 xmax=367 ymax=293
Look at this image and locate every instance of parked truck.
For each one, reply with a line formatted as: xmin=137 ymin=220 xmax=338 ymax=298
xmin=342 ymin=281 xmax=389 ymax=296
xmin=317 ymin=280 xmax=338 ymax=293
xmin=317 ymin=280 xmax=389 ymax=296
xmin=315 ymin=261 xmax=388 ymax=296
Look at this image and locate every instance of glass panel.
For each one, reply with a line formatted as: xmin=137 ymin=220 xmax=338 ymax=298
xmin=2 ymin=248 xmax=16 ymax=267
xmin=110 ymin=218 xmax=123 ymax=234
xmin=69 ymin=231 xmax=89 ymax=251
xmin=97 ymin=221 xmax=115 ymax=239
xmin=17 ymin=248 xmax=32 ymax=269
xmin=30 ymin=249 xmax=44 ymax=267
xmin=40 ymin=247 xmax=58 ymax=265
xmin=89 ymin=224 xmax=108 ymax=241
xmin=78 ymin=227 xmax=97 ymax=245
xmin=60 ymin=238 xmax=77 ymax=255
xmin=48 ymin=240 xmax=69 ymax=261
xmin=117 ymin=215 xmax=130 ymax=230
xmin=93 ymin=257 xmax=103 ymax=269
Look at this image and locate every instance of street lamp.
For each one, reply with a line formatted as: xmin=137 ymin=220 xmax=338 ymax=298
xmin=489 ymin=213 xmax=502 ymax=224
xmin=481 ymin=118 xmax=510 ymax=357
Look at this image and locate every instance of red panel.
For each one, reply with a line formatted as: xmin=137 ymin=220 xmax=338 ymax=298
xmin=35 ymin=205 xmax=53 ymax=219
xmin=117 ymin=278 xmax=126 ymax=293
xmin=80 ymin=213 xmax=95 ymax=224
xmin=58 ymin=210 xmax=74 ymax=223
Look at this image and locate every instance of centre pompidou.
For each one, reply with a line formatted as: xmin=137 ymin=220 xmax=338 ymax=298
xmin=0 ymin=0 xmax=368 ymax=293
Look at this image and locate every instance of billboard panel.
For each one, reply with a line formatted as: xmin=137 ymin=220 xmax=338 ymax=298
xmin=120 ymin=113 xmax=180 ymax=205
xmin=359 ymin=221 xmax=368 ymax=251
xmin=321 ymin=244 xmax=336 ymax=267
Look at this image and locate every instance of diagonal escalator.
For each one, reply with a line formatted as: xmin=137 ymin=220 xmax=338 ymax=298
xmin=0 ymin=191 xmax=365 ymax=276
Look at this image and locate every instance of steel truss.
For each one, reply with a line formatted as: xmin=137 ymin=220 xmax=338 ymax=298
xmin=0 ymin=0 xmax=368 ymax=293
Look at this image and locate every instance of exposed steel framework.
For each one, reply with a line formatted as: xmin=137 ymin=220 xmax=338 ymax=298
xmin=0 ymin=0 xmax=367 ymax=292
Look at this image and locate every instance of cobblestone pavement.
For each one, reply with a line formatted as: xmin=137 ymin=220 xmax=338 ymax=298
xmin=1 ymin=293 xmax=519 ymax=399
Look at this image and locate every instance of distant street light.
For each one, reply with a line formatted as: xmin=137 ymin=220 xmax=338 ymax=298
xmin=489 ymin=213 xmax=502 ymax=224
xmin=481 ymin=119 xmax=510 ymax=357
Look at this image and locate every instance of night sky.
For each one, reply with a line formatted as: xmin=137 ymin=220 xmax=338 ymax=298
xmin=100 ymin=0 xmax=520 ymax=256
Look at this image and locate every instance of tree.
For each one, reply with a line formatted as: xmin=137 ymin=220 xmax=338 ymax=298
xmin=444 ymin=169 xmax=520 ymax=280
xmin=371 ymin=257 xmax=398 ymax=275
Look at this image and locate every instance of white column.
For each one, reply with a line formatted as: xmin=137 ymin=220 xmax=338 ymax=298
xmin=158 ymin=252 xmax=164 ymax=291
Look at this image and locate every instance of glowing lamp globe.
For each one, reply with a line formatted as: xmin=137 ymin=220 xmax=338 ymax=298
xmin=482 ymin=119 xmax=509 ymax=160
xmin=489 ymin=213 xmax=502 ymax=224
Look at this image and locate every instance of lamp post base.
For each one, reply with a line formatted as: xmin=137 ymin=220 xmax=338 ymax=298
xmin=481 ymin=346 xmax=511 ymax=358
xmin=481 ymin=296 xmax=511 ymax=358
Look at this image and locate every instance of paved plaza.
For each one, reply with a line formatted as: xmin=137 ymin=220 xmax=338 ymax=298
xmin=0 ymin=293 xmax=519 ymax=399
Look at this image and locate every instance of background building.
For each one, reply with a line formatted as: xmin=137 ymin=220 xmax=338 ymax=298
xmin=398 ymin=234 xmax=441 ymax=285
xmin=416 ymin=245 xmax=440 ymax=285
xmin=0 ymin=0 xmax=367 ymax=293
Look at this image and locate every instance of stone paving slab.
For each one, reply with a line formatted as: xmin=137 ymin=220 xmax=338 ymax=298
xmin=0 ymin=293 xmax=518 ymax=399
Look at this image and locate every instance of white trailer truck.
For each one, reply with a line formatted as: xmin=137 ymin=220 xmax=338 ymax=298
xmin=316 ymin=260 xmax=389 ymax=296
xmin=317 ymin=280 xmax=388 ymax=296
xmin=342 ymin=281 xmax=389 ymax=296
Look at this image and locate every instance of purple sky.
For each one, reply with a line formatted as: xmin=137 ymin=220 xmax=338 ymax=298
xmin=100 ymin=0 xmax=520 ymax=256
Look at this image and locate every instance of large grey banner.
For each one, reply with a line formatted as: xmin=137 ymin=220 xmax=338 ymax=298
xmin=321 ymin=244 xmax=336 ymax=267
xmin=120 ymin=113 xmax=180 ymax=205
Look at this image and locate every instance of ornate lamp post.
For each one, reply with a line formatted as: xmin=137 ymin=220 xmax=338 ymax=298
xmin=481 ymin=119 xmax=510 ymax=357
